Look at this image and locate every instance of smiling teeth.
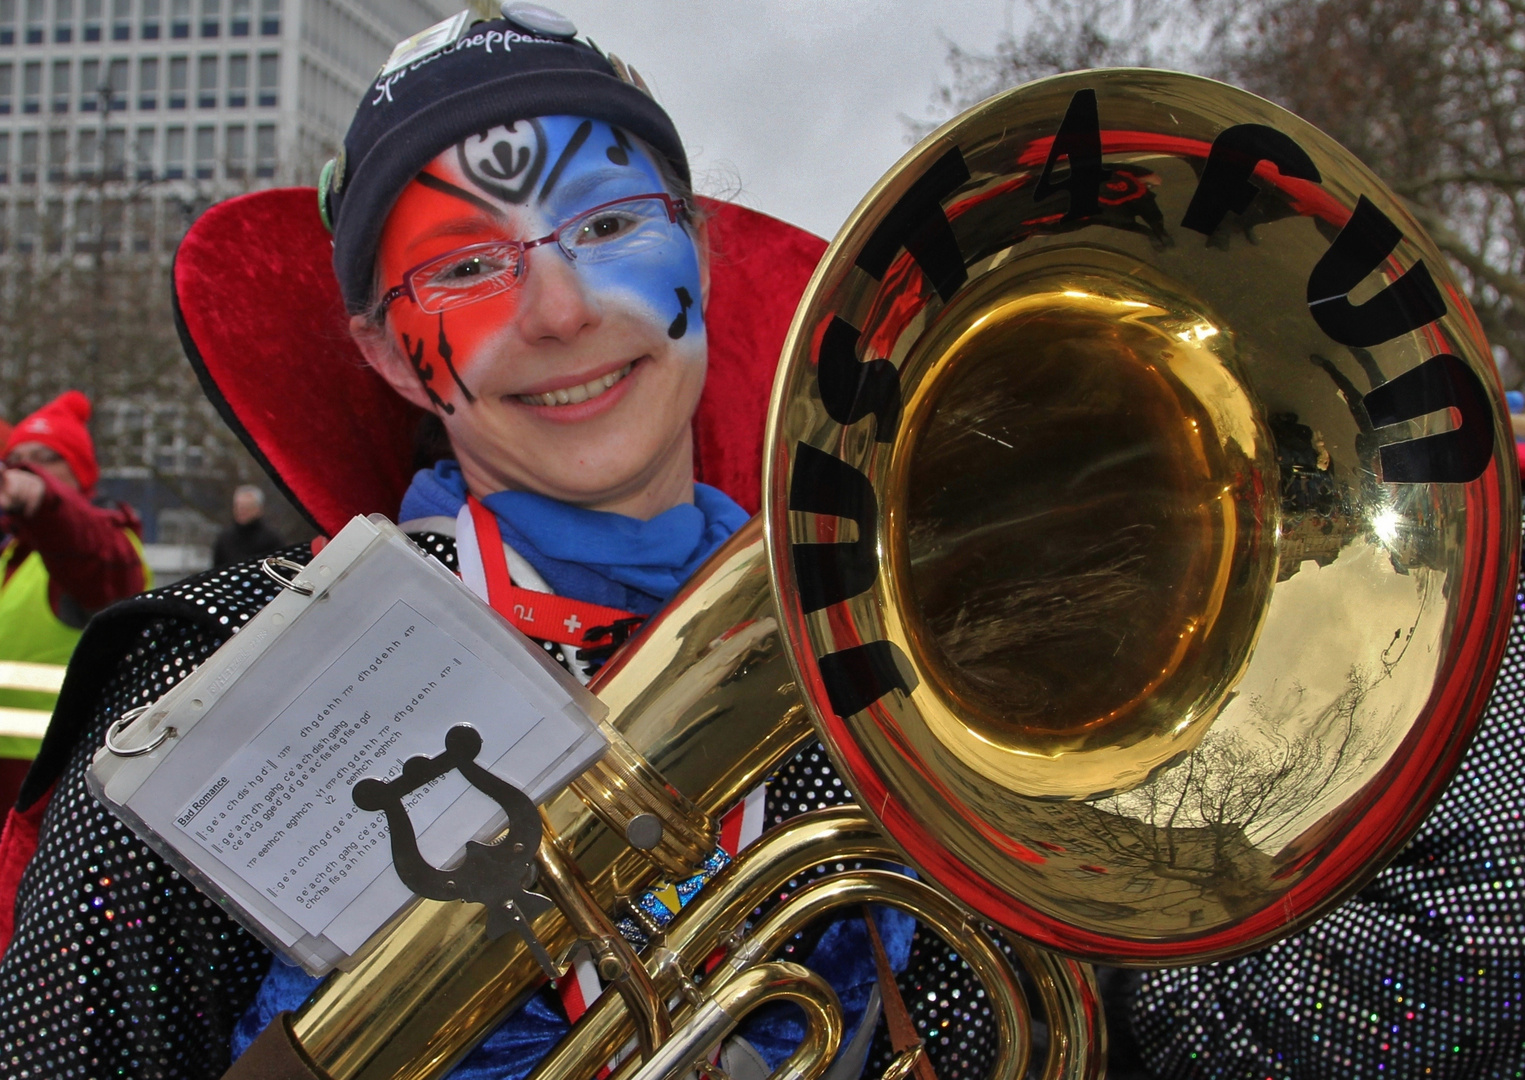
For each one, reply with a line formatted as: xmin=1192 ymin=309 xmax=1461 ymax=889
xmin=518 ymin=363 xmax=633 ymax=407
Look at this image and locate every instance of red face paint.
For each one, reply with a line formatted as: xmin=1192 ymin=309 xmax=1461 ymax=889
xmin=376 ymin=175 xmax=525 ymax=410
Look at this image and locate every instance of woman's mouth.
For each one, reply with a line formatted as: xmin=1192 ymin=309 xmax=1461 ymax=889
xmin=516 ymin=363 xmax=633 ymax=407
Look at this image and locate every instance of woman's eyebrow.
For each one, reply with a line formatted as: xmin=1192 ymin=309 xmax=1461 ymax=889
xmin=551 ymin=167 xmax=650 ymax=210
xmin=415 ymin=170 xmax=502 ymax=218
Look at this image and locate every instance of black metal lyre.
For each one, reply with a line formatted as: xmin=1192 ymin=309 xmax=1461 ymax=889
xmin=352 ymin=724 xmax=558 ymax=975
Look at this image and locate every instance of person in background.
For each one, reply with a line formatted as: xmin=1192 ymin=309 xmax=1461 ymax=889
xmin=212 ymin=484 xmax=284 ymax=567
xmin=0 ymin=391 xmax=152 ymax=808
xmin=0 ymin=390 xmax=151 ymax=703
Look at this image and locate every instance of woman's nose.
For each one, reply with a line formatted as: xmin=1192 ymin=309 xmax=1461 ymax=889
xmin=516 ymin=245 xmax=598 ymax=343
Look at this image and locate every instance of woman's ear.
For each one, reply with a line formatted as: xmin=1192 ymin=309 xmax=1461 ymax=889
xmin=350 ymin=314 xmax=437 ymax=413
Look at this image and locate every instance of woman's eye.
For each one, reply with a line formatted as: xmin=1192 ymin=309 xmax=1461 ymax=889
xmin=577 ymin=213 xmax=637 ymax=243
xmin=429 ymin=253 xmax=512 ymax=286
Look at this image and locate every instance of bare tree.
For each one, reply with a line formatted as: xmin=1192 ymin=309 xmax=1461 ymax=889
xmin=918 ymin=0 xmax=1525 ymax=383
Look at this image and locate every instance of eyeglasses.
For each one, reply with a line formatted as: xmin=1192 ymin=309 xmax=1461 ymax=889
xmin=377 ymin=192 xmax=689 ymax=318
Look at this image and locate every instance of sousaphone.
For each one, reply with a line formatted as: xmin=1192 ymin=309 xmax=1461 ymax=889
xmin=221 ymin=70 xmax=1518 ymax=1079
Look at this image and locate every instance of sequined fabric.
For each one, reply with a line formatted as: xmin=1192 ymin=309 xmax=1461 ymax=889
xmin=763 ymin=743 xmax=999 ymax=1080
xmin=1125 ymin=573 xmax=1525 ymax=1078
xmin=0 ymin=539 xmax=457 ymax=1080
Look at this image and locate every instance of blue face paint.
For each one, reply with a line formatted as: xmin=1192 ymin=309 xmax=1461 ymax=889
xmin=438 ymin=115 xmax=704 ymax=345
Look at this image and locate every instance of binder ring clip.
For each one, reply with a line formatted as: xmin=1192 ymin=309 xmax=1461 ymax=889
xmin=260 ymin=556 xmax=316 ymax=596
xmin=106 ymin=705 xmax=176 ymax=757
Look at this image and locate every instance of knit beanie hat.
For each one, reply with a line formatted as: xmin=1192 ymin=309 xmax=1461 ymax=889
xmin=4 ymin=390 xmax=99 ymax=495
xmin=325 ymin=3 xmax=690 ymax=315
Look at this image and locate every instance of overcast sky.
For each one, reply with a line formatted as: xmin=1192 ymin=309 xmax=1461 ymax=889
xmin=554 ymin=2 xmax=1019 ymax=240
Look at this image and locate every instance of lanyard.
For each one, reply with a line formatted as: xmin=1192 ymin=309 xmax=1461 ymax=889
xmin=464 ymin=496 xmax=645 ymax=652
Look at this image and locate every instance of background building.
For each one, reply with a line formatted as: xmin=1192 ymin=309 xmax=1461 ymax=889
xmin=0 ymin=0 xmax=453 ymax=581
xmin=0 ymin=0 xmax=453 ymax=259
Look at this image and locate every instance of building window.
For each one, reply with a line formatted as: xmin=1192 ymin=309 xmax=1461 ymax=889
xmin=193 ymin=122 xmax=212 ymax=177
xmin=253 ymin=119 xmax=271 ymax=176
xmin=140 ymin=0 xmax=156 ymax=37
xmin=82 ymin=0 xmax=99 ymax=40
xmin=226 ymin=52 xmax=245 ymax=107
xmin=53 ymin=0 xmax=71 ymax=42
xmin=15 ymin=199 xmax=34 ymax=250
xmin=22 ymin=61 xmax=40 ymax=113
xmin=79 ymin=57 xmax=97 ymax=109
xmin=106 ymin=56 xmax=125 ymax=108
xmin=77 ymin=125 xmax=95 ymax=175
xmin=256 ymin=0 xmax=272 ymax=35
xmin=18 ymin=130 xmax=36 ymax=182
xmin=104 ymin=124 xmax=122 ymax=176
xmin=227 ymin=0 xmax=244 ymax=35
xmin=163 ymin=122 xmax=182 ymax=176
xmin=129 ymin=196 xmax=152 ymax=251
xmin=196 ymin=53 xmax=214 ymax=107
xmin=224 ymin=120 xmax=242 ymax=176
xmin=42 ymin=197 xmax=62 ymax=251
xmin=138 ymin=55 xmax=156 ymax=109
xmin=0 ymin=64 xmax=14 ymax=115
xmin=169 ymin=0 xmax=185 ymax=37
xmin=0 ymin=201 xmax=8 ymax=251
xmin=49 ymin=58 xmax=68 ymax=112
xmin=0 ymin=0 xmax=14 ymax=44
xmin=255 ymin=51 xmax=274 ymax=106
xmin=0 ymin=133 xmax=9 ymax=183
xmin=133 ymin=124 xmax=151 ymax=178
xmin=197 ymin=0 xmax=213 ymax=36
xmin=101 ymin=196 xmax=121 ymax=250
xmin=23 ymin=0 xmax=40 ymax=42
xmin=68 ymin=197 xmax=89 ymax=252
xmin=168 ymin=54 xmax=186 ymax=107
xmin=45 ymin=127 xmax=64 ymax=180
xmin=110 ymin=0 xmax=127 ymax=38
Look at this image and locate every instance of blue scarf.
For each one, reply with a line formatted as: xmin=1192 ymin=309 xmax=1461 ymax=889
xmin=399 ymin=460 xmax=750 ymax=616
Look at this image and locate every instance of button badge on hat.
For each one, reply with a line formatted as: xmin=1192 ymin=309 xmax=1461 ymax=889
xmin=501 ymin=2 xmax=577 ymax=39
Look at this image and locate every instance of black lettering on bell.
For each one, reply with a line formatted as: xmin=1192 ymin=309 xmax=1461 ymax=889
xmin=789 ymin=442 xmax=879 ymax=612
xmin=818 ymin=641 xmax=917 ymax=719
xmin=1363 ymin=353 xmax=1495 ymax=484
xmin=817 ymin=316 xmax=901 ymax=442
xmin=1033 ymin=87 xmax=1111 ymax=222
xmin=856 ymin=146 xmax=971 ymax=303
xmin=1181 ymin=124 xmax=1321 ymax=236
xmin=1307 ymin=196 xmax=1447 ymax=348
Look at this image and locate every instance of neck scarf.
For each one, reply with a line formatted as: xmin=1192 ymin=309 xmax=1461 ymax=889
xmin=399 ymin=460 xmax=749 ymax=615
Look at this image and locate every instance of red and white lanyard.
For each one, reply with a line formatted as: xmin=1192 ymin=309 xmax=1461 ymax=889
xmin=452 ymin=496 xmax=769 ymax=1045
xmin=460 ymin=495 xmax=645 ymax=652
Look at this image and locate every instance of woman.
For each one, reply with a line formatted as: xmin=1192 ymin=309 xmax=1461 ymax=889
xmin=0 ymin=9 xmax=973 ymax=1079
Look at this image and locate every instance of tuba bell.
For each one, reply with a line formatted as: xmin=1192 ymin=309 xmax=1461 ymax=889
xmin=232 ymin=69 xmax=1520 ymax=1079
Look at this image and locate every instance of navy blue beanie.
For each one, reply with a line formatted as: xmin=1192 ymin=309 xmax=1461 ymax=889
xmin=327 ymin=16 xmax=690 ymax=315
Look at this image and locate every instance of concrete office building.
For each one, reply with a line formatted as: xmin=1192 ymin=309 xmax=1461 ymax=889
xmin=0 ymin=0 xmax=453 ymax=257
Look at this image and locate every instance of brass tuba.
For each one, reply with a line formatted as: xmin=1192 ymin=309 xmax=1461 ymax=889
xmin=233 ymin=70 xmax=1520 ymax=1080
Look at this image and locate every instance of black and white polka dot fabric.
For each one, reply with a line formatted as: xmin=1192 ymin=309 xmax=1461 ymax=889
xmin=0 ymin=550 xmax=313 ymax=1079
xmin=1124 ymin=569 xmax=1525 ymax=1077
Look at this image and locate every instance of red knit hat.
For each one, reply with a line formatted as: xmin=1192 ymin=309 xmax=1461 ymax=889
xmin=3 ymin=390 xmax=99 ymax=495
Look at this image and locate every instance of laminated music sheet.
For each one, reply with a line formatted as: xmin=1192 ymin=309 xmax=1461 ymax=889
xmin=88 ymin=515 xmax=608 ymax=975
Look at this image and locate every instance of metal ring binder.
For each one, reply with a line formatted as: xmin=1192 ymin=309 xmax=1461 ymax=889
xmin=105 ymin=705 xmax=175 ymax=757
xmin=261 ymin=555 xmax=316 ymax=596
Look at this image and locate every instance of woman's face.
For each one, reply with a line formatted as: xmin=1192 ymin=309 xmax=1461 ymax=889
xmin=360 ymin=115 xmax=709 ymax=518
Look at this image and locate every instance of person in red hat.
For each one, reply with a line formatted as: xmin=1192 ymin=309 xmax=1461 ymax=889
xmin=0 ymin=390 xmax=151 ymax=707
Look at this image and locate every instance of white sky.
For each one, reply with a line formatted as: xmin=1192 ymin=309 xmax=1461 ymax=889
xmin=557 ymin=1 xmax=1020 ymax=240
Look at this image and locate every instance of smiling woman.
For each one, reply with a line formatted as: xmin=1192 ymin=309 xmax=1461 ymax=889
xmin=358 ymin=115 xmax=711 ymax=519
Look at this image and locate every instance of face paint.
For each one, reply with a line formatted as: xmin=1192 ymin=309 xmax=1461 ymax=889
xmin=374 ymin=115 xmax=709 ymax=517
